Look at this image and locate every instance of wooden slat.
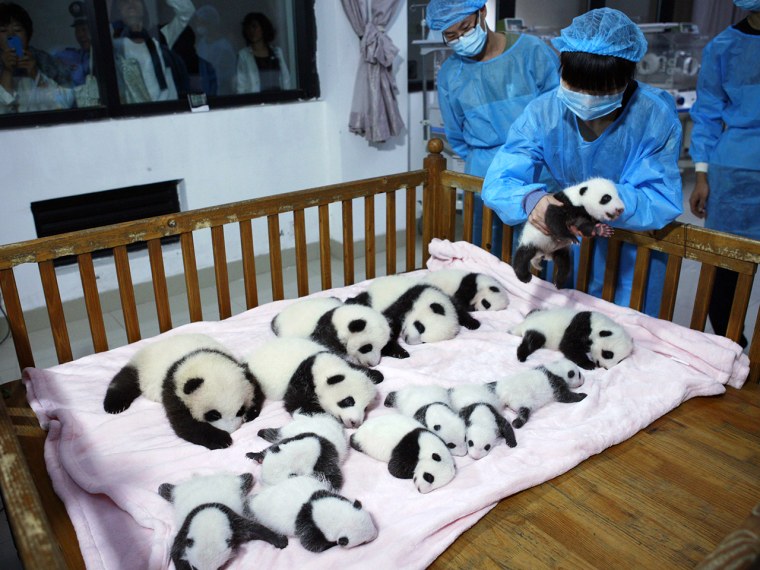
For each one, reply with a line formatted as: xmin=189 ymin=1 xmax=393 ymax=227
xmin=658 ymin=255 xmax=683 ymax=321
xmin=113 ymin=246 xmax=140 ymax=344
xmin=180 ymin=232 xmax=203 ymax=322
xmin=750 ymin=306 xmax=760 ymax=383
xmin=725 ymin=272 xmax=753 ymax=342
xmin=77 ymin=253 xmax=108 ymax=353
xmin=293 ymin=209 xmax=309 ymax=297
xmin=318 ymin=205 xmax=332 ymax=290
xmin=238 ymin=219 xmax=259 ymax=310
xmin=576 ymin=239 xmax=594 ymax=293
xmin=501 ymin=224 xmax=513 ymax=264
xmin=690 ymin=263 xmax=717 ymax=332
xmin=147 ymin=239 xmax=172 ymax=332
xmin=0 ymin=269 xmax=34 ymax=370
xmin=439 ymin=185 xmax=457 ymax=241
xmin=267 ymin=215 xmax=284 ymax=301
xmin=628 ymin=246 xmax=651 ymax=312
xmin=405 ymin=187 xmax=416 ymax=272
xmin=365 ymin=195 xmax=376 ymax=280
xmin=37 ymin=261 xmax=73 ymax=364
xmin=211 ymin=226 xmax=231 ymax=320
xmin=481 ymin=207 xmax=494 ymax=255
xmin=462 ymin=191 xmax=474 ymax=244
xmin=386 ymin=191 xmax=396 ymax=276
xmin=601 ymin=239 xmax=623 ymax=302
xmin=342 ymin=200 xmax=355 ymax=286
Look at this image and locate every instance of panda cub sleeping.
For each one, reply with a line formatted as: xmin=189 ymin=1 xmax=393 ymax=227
xmin=103 ymin=333 xmax=263 ymax=449
xmin=513 ymin=178 xmax=624 ymax=287
xmin=245 ymin=337 xmax=382 ymax=428
xmin=423 ymin=269 xmax=509 ymax=312
xmin=158 ymin=472 xmax=287 ymax=570
xmin=448 ymin=383 xmax=516 ymax=459
xmin=509 ymin=308 xmax=633 ymax=370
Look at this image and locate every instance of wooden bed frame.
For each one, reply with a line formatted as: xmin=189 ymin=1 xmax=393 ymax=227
xmin=0 ymin=139 xmax=758 ymax=569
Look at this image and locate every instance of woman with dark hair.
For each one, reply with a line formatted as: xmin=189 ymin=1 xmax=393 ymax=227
xmin=483 ymin=8 xmax=683 ymax=315
xmin=235 ymin=11 xmax=291 ymax=94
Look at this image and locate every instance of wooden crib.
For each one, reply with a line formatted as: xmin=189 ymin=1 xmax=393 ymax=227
xmin=0 ymin=139 xmax=758 ymax=569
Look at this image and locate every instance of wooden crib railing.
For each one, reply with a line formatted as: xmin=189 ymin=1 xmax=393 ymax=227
xmin=0 ymin=138 xmax=758 ymax=569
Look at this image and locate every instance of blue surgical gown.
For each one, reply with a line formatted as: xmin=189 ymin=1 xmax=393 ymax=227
xmin=689 ymin=26 xmax=760 ymax=241
xmin=482 ymin=82 xmax=683 ymax=315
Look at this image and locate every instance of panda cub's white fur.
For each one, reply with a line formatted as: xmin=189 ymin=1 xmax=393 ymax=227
xmin=158 ymin=472 xmax=286 ymax=570
xmin=492 ymin=358 xmax=587 ymax=428
xmin=423 ymin=269 xmax=509 ymax=312
xmin=247 ymin=476 xmax=378 ymax=552
xmin=245 ymin=338 xmax=381 ymax=428
xmin=448 ymin=383 xmax=516 ymax=459
xmin=350 ymin=414 xmax=457 ymax=493
xmin=509 ymin=307 xmax=633 ymax=370
xmin=271 ymin=297 xmax=390 ymax=367
xmin=103 ymin=333 xmax=262 ymax=449
xmin=384 ymin=385 xmax=466 ymax=456
xmin=248 ymin=412 xmax=349 ymax=488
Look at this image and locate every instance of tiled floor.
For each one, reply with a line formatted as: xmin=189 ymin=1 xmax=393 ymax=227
xmin=0 ymin=170 xmax=757 ymax=567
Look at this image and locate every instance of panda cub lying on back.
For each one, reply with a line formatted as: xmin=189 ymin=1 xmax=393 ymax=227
xmin=513 ymin=178 xmax=624 ymax=287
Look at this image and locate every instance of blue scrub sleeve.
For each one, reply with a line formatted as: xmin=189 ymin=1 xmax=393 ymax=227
xmin=437 ymin=73 xmax=470 ymax=161
xmin=689 ymin=42 xmax=727 ymax=164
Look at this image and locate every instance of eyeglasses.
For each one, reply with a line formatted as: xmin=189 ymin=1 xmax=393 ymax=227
xmin=442 ymin=12 xmax=480 ymax=45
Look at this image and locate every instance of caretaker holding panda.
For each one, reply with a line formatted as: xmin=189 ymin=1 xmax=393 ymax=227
xmin=425 ymin=0 xmax=559 ymax=257
xmin=482 ymin=8 xmax=683 ymax=316
xmin=688 ymin=0 xmax=760 ymax=347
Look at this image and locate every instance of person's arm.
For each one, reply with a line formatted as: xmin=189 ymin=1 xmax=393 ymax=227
xmin=436 ymin=65 xmax=469 ymax=161
xmin=689 ymin=41 xmax=725 ymax=167
xmin=160 ymin=0 xmax=196 ymax=48
xmin=275 ymin=47 xmax=292 ymax=90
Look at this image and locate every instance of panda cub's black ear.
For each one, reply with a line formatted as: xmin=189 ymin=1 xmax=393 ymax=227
xmin=579 ymin=186 xmax=588 ymax=195
xmin=348 ymin=319 xmax=367 ymax=333
xmin=157 ymin=483 xmax=175 ymax=502
xmin=183 ymin=377 xmax=204 ymax=395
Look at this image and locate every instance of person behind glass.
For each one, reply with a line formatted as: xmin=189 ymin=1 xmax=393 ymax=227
xmin=0 ymin=2 xmax=74 ymax=113
xmin=193 ymin=4 xmax=235 ymax=95
xmin=482 ymin=8 xmax=683 ymax=316
xmin=54 ymin=1 xmax=92 ymax=87
xmin=235 ymin=11 xmax=291 ymax=94
xmin=426 ymin=0 xmax=559 ymax=258
xmin=689 ymin=0 xmax=760 ymax=347
xmin=109 ymin=0 xmax=194 ymax=103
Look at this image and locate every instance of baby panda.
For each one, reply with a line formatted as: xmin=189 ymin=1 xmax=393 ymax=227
xmin=491 ymin=358 xmax=586 ymax=428
xmin=350 ymin=414 xmax=456 ymax=493
xmin=423 ymin=269 xmax=509 ymax=312
xmin=448 ymin=383 xmax=517 ymax=460
xmin=384 ymin=384 xmax=466 ymax=456
xmin=247 ymin=412 xmax=348 ymax=489
xmin=103 ymin=333 xmax=263 ymax=449
xmin=158 ymin=472 xmax=287 ymax=570
xmin=509 ymin=307 xmax=633 ymax=370
xmin=513 ymin=178 xmax=625 ymax=287
xmin=247 ymin=476 xmax=378 ymax=553
xmin=271 ymin=296 xmax=391 ymax=368
xmin=245 ymin=337 xmax=381 ymax=428
xmin=347 ymin=274 xmax=470 ymax=359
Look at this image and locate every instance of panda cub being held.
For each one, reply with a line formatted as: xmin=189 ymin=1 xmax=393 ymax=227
xmin=103 ymin=333 xmax=263 ymax=449
xmin=509 ymin=308 xmax=633 ymax=370
xmin=513 ymin=178 xmax=624 ymax=287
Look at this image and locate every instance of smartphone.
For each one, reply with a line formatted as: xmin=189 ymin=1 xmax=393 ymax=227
xmin=7 ymin=35 xmax=23 ymax=57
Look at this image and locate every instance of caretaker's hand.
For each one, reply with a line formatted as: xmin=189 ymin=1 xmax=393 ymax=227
xmin=529 ymin=195 xmax=563 ymax=236
xmin=690 ymin=172 xmax=709 ymax=219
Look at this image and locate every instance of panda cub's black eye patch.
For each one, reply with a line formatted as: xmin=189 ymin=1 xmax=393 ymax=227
xmin=204 ymin=409 xmax=221 ymax=422
xmin=327 ymin=375 xmax=345 ymax=385
xmin=337 ymin=396 xmax=355 ymax=408
xmin=485 ymin=444 xmax=491 ymax=451
xmin=602 ymin=350 xmax=614 ymax=360
xmin=423 ymin=472 xmax=434 ymax=484
xmin=236 ymin=405 xmax=246 ymax=417
xmin=599 ymin=330 xmax=613 ymax=337
xmin=414 ymin=321 xmax=425 ymax=334
xmin=489 ymin=286 xmax=499 ymax=292
xmin=348 ymin=319 xmax=366 ymax=333
xmin=430 ymin=303 xmax=445 ymax=315
xmin=600 ymin=194 xmax=612 ymax=205
xmin=186 ymin=538 xmax=194 ymax=547
xmin=183 ymin=377 xmax=204 ymax=394
xmin=338 ymin=537 xmax=349 ymax=546
xmin=579 ymin=186 xmax=588 ymax=195
xmin=447 ymin=442 xmax=456 ymax=449
xmin=432 ymin=453 xmax=441 ymax=461
xmin=358 ymin=344 xmax=373 ymax=354
xmin=568 ymin=371 xmax=575 ymax=378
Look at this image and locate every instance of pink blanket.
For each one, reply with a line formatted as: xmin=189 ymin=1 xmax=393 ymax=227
xmin=24 ymin=240 xmax=749 ymax=570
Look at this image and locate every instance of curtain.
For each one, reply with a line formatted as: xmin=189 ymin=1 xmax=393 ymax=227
xmin=341 ymin=0 xmax=405 ymax=143
xmin=692 ymin=0 xmax=748 ymax=39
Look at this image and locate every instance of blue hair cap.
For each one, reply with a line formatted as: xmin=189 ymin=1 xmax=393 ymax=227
xmin=426 ymin=0 xmax=487 ymax=31
xmin=551 ymin=8 xmax=647 ymax=62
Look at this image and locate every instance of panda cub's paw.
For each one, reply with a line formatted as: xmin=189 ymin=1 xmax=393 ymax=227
xmin=592 ymin=223 xmax=614 ymax=238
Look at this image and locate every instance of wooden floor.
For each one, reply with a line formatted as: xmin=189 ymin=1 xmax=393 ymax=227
xmin=430 ymin=380 xmax=760 ymax=570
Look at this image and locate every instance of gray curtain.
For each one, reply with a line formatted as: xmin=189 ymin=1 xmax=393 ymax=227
xmin=341 ymin=0 xmax=405 ymax=143
xmin=692 ymin=0 xmax=748 ymax=38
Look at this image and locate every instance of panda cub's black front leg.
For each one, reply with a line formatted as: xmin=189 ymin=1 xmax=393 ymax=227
xmin=516 ymin=330 xmax=546 ymax=362
xmin=513 ymin=244 xmax=539 ymax=283
xmin=552 ymin=247 xmax=572 ymax=289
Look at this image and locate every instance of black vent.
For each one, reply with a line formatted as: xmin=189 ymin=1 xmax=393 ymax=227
xmin=31 ymin=181 xmax=181 ymax=266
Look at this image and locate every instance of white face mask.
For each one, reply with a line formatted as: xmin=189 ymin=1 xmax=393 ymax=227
xmin=447 ymin=13 xmax=487 ymax=58
xmin=556 ymin=84 xmax=626 ymax=121
xmin=733 ymin=0 xmax=760 ymax=10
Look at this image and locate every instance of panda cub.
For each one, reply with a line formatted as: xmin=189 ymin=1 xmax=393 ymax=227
xmin=384 ymin=384 xmax=466 ymax=456
xmin=158 ymin=472 xmax=287 ymax=570
xmin=423 ymin=269 xmax=509 ymax=312
xmin=271 ymin=297 xmax=391 ymax=368
xmin=245 ymin=338 xmax=382 ymax=428
xmin=509 ymin=308 xmax=633 ymax=370
xmin=448 ymin=383 xmax=516 ymax=460
xmin=103 ymin=333 xmax=263 ymax=449
xmin=247 ymin=412 xmax=348 ymax=489
xmin=247 ymin=476 xmax=378 ymax=553
xmin=347 ymin=274 xmax=470 ymax=359
xmin=513 ymin=178 xmax=624 ymax=287
xmin=491 ymin=358 xmax=586 ymax=428
xmin=350 ymin=414 xmax=457 ymax=493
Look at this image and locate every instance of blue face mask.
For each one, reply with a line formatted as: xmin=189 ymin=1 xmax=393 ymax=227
xmin=556 ymin=84 xmax=626 ymax=121
xmin=733 ymin=0 xmax=760 ymax=10
xmin=448 ymin=13 xmax=487 ymax=58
